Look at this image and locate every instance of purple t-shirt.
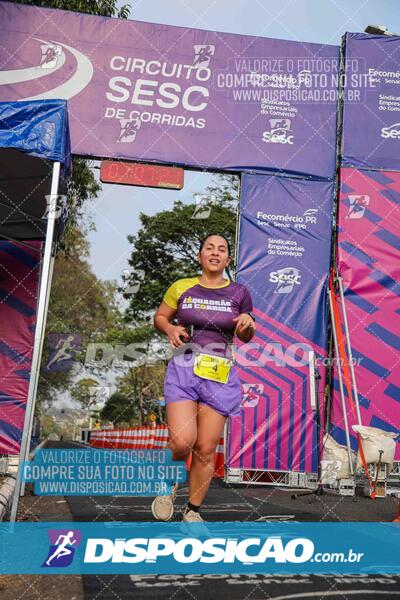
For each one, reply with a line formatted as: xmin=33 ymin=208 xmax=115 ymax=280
xmin=163 ymin=276 xmax=253 ymax=354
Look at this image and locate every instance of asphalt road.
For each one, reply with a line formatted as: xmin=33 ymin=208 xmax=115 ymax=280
xmin=48 ymin=440 xmax=400 ymax=599
xmin=82 ymin=573 xmax=400 ymax=600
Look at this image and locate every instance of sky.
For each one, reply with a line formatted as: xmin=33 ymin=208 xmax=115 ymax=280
xmin=87 ymin=0 xmax=400 ymax=286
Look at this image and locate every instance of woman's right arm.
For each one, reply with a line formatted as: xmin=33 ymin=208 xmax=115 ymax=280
xmin=154 ymin=301 xmax=190 ymax=348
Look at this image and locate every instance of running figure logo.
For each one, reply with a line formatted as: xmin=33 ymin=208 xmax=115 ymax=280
xmin=192 ymin=45 xmax=215 ymax=68
xmin=42 ymin=529 xmax=82 ymax=567
xmin=117 ymin=117 xmax=141 ymax=143
xmin=242 ymin=383 xmax=264 ymax=408
xmin=320 ymin=460 xmax=342 ymax=484
xmin=39 ymin=44 xmax=62 ymax=69
xmin=45 ymin=333 xmax=81 ymax=372
xmin=346 ymin=194 xmax=370 ymax=219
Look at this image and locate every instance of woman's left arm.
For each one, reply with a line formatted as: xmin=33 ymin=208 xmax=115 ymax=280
xmin=234 ymin=286 xmax=255 ymax=343
xmin=233 ymin=313 xmax=256 ymax=343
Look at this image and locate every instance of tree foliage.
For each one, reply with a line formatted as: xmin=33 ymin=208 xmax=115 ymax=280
xmin=100 ymin=392 xmax=136 ymax=426
xmin=38 ymin=226 xmax=121 ymax=407
xmin=57 ymin=158 xmax=101 ymax=256
xmin=117 ymin=362 xmax=165 ymax=421
xmin=70 ymin=377 xmax=102 ymax=410
xmin=12 ymin=0 xmax=131 ymax=18
xmin=101 ymin=362 xmax=165 ymax=426
xmin=48 ymin=233 xmax=119 ymax=340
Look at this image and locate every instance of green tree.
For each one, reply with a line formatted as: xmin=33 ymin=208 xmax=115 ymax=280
xmin=48 ymin=230 xmax=119 ymax=339
xmin=70 ymin=377 xmax=101 ymax=410
xmin=124 ymin=174 xmax=239 ymax=322
xmin=58 ymin=158 xmax=101 ymax=257
xmin=12 ymin=0 xmax=131 ymax=18
xmin=37 ymin=225 xmax=122 ymax=407
xmin=100 ymin=392 xmax=137 ymax=426
xmin=99 ymin=363 xmax=166 ymax=426
xmin=40 ymin=414 xmax=62 ymax=438
xmin=116 ymin=362 xmax=166 ymax=425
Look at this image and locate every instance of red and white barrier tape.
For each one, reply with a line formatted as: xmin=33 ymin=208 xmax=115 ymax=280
xmin=89 ymin=426 xmax=224 ymax=477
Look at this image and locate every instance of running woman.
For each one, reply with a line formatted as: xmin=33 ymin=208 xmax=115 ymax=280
xmin=151 ymin=233 xmax=255 ymax=522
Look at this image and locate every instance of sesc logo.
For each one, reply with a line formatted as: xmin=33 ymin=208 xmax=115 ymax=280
xmin=269 ymin=268 xmax=301 ymax=294
xmin=262 ymin=119 xmax=293 ymax=145
xmin=381 ymin=123 xmax=400 ymax=140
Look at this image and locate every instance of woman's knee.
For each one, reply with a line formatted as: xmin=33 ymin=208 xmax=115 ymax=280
xmin=169 ymin=437 xmax=194 ymax=459
xmin=193 ymin=440 xmax=217 ymax=462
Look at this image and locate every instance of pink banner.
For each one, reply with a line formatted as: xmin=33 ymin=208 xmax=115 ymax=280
xmin=227 ymin=308 xmax=327 ymax=474
xmin=0 ymin=241 xmax=41 ymax=454
xmin=331 ymin=168 xmax=400 ymax=459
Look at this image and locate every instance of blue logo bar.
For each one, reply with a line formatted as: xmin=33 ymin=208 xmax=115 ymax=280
xmin=1 ymin=522 xmax=399 ymax=574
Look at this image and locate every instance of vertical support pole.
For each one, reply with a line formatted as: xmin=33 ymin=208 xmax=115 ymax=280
xmin=337 ymin=275 xmax=362 ymax=426
xmin=328 ymin=290 xmax=354 ymax=475
xmin=222 ymin=419 xmax=228 ymax=481
xmin=225 ymin=172 xmax=241 ymax=481
xmin=10 ymin=162 xmax=60 ymax=522
xmin=233 ymin=173 xmax=242 ymax=282
xmin=308 ymin=350 xmax=317 ymax=411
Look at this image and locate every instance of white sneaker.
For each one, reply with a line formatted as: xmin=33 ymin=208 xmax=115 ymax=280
xmin=182 ymin=508 xmax=204 ymax=522
xmin=151 ymin=483 xmax=178 ymax=521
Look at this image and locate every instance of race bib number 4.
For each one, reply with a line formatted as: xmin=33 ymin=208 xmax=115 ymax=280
xmin=193 ymin=353 xmax=232 ymax=384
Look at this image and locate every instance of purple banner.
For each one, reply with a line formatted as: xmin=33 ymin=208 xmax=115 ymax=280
xmin=331 ymin=167 xmax=400 ymax=460
xmin=227 ymin=174 xmax=334 ymax=473
xmin=342 ymin=32 xmax=400 ymax=171
xmin=0 ymin=1 xmax=339 ymax=178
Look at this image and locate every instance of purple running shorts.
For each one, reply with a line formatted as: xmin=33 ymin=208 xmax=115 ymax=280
xmin=164 ymin=355 xmax=243 ymax=417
